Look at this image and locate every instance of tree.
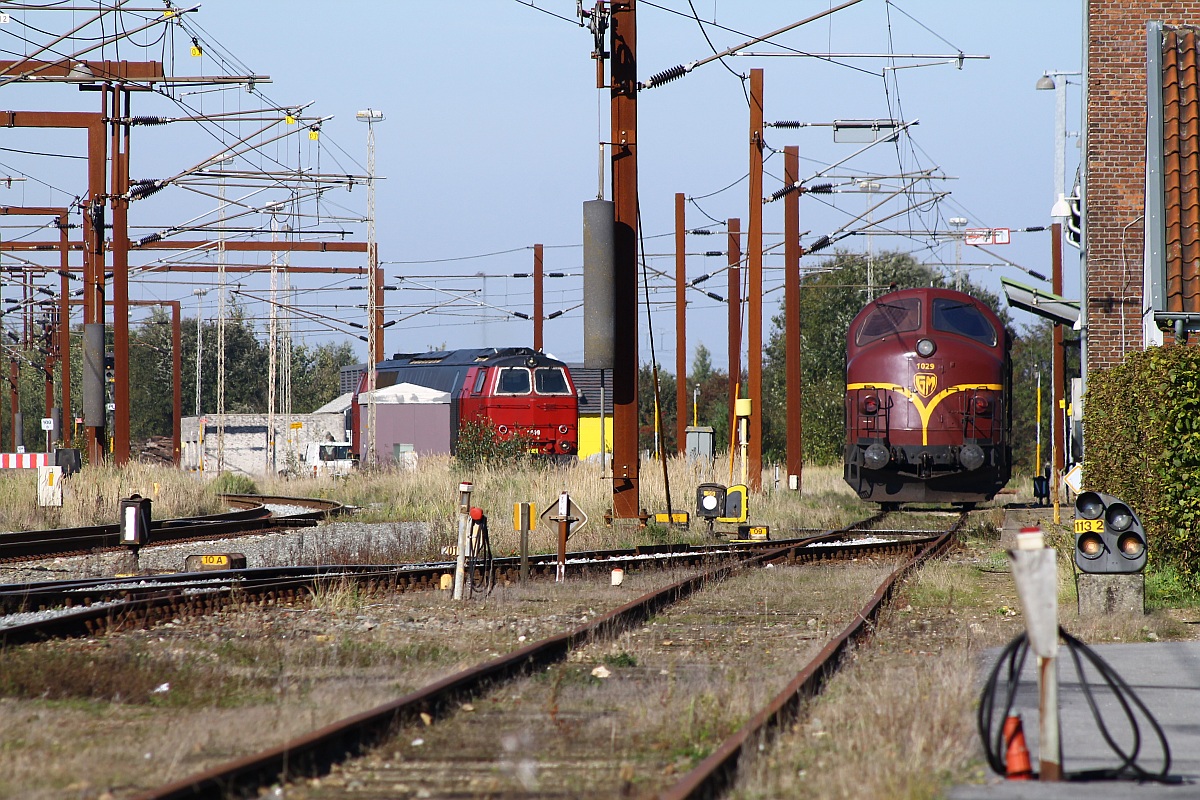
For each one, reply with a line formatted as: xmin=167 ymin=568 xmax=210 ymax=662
xmin=638 ymin=363 xmax=676 ymax=454
xmin=688 ymin=343 xmax=730 ymax=453
xmin=291 ymin=341 xmax=357 ymax=412
xmin=127 ymin=303 xmax=269 ymax=441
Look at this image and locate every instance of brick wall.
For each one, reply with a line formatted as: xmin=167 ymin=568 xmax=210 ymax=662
xmin=1087 ymin=2 xmax=1200 ymax=369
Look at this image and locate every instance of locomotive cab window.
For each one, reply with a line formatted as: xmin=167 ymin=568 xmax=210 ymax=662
xmin=472 ymin=369 xmax=488 ymax=394
xmin=534 ymin=367 xmax=571 ymax=395
xmin=855 ymin=298 xmax=921 ymax=345
xmin=496 ymin=367 xmax=532 ymax=395
xmin=932 ymin=298 xmax=996 ymax=346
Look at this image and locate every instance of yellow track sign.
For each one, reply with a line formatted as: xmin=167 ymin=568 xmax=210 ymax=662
xmin=513 ymin=502 xmax=536 ymax=531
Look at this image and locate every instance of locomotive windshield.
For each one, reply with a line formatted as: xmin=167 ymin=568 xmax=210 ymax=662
xmin=932 ymin=298 xmax=997 ymax=346
xmin=856 ymin=297 xmax=921 ymax=345
xmin=496 ymin=367 xmax=532 ymax=394
xmin=535 ymin=367 xmax=571 ymax=395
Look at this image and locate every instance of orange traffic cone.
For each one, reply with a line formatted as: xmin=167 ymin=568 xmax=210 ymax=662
xmin=1003 ymin=714 xmax=1033 ymax=780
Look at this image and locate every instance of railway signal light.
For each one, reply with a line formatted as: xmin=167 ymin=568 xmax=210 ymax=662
xmin=696 ymin=482 xmax=726 ymax=521
xmin=119 ymin=493 xmax=152 ymax=548
xmin=1073 ymin=491 xmax=1146 ymax=573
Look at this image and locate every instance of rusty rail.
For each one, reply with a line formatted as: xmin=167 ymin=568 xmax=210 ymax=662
xmin=657 ymin=512 xmax=967 ymax=800
xmin=0 ymin=494 xmax=341 ymax=562
xmin=129 ymin=518 xmax=948 ymax=800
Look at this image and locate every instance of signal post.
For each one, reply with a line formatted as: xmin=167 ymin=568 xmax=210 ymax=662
xmin=1073 ymin=491 xmax=1147 ymax=615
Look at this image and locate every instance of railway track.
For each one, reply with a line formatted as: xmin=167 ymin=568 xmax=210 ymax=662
xmin=0 ymin=512 xmax=940 ymax=646
xmin=0 ymin=493 xmax=342 ymax=563
xmin=125 ymin=511 xmax=966 ymax=800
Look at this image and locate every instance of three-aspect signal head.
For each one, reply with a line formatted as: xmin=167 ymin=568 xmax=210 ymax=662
xmin=1073 ymin=490 xmax=1147 ymax=573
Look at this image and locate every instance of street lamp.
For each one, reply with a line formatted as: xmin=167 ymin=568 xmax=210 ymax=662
xmin=356 ymin=108 xmax=383 ymax=465
xmin=1036 ymin=71 xmax=1081 ymax=218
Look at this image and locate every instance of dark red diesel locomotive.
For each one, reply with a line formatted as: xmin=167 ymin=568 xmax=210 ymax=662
xmin=352 ymin=347 xmax=579 ymax=459
xmin=844 ymin=287 xmax=1012 ymax=506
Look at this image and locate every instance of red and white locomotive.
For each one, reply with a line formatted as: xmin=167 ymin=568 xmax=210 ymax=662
xmin=844 ymin=287 xmax=1012 ymax=506
xmin=351 ymin=347 xmax=579 ymax=459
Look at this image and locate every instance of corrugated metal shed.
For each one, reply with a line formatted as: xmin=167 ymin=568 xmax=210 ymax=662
xmin=569 ymin=364 xmax=613 ymax=415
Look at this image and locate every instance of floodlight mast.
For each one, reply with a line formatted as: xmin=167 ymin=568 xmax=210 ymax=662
xmin=357 ymin=108 xmax=384 ymax=466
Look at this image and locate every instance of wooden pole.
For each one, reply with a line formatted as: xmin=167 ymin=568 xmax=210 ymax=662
xmin=784 ymin=145 xmax=803 ymax=490
xmin=610 ymin=0 xmax=640 ymax=518
xmin=747 ymin=69 xmax=764 ymax=492
xmin=675 ymin=192 xmax=687 ymax=453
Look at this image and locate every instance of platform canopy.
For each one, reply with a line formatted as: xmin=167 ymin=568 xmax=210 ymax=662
xmin=1001 ymin=276 xmax=1080 ymax=326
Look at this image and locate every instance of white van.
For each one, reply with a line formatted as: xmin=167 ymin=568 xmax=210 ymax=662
xmin=302 ymin=442 xmax=356 ymax=477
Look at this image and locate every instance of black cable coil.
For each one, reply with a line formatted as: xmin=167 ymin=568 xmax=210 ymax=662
xmin=467 ymin=514 xmax=494 ymax=597
xmin=977 ymin=626 xmax=1178 ymax=783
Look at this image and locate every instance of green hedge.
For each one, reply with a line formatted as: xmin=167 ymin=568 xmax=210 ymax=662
xmin=1083 ymin=345 xmax=1200 ymax=581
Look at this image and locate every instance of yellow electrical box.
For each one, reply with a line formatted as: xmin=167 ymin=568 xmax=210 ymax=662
xmin=717 ymin=484 xmax=748 ymax=523
xmin=654 ymin=511 xmax=690 ymax=526
xmin=735 ymin=398 xmax=753 ymax=418
xmin=738 ymin=524 xmax=770 ymax=540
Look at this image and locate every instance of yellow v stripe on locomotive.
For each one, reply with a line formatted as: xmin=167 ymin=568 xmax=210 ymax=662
xmin=847 ymin=381 xmax=1003 ymax=446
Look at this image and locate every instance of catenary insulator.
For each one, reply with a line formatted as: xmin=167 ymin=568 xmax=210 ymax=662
xmin=808 ymin=235 xmax=832 ymax=253
xmin=642 ymin=64 xmax=687 ymax=89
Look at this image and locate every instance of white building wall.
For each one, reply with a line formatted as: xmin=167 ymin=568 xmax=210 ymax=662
xmin=181 ymin=413 xmax=350 ymax=476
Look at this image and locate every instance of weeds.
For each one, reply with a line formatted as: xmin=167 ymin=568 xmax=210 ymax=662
xmin=210 ymin=471 xmax=259 ymax=495
xmin=0 ymin=640 xmax=274 ymax=708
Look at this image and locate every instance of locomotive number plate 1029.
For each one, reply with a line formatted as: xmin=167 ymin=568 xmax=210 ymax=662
xmin=1073 ymin=518 xmax=1104 ymax=534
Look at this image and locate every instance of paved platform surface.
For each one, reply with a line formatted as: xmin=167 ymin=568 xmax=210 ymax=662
xmin=950 ymin=635 xmax=1200 ymax=798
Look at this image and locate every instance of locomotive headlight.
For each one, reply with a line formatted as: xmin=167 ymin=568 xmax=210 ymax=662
xmin=863 ymin=442 xmax=890 ymax=470
xmin=558 ymin=440 xmax=574 ymax=453
xmin=959 ymin=443 xmax=985 ymax=471
xmin=862 ymin=394 xmax=880 ymax=414
xmin=916 ymin=338 xmax=936 ymax=357
xmin=972 ymin=396 xmax=992 ymax=416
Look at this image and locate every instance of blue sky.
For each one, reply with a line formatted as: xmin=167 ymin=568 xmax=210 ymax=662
xmin=0 ymin=1 xmax=1084 ymax=370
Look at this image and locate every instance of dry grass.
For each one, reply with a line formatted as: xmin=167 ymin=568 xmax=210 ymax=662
xmin=725 ymin=517 xmax=1199 ymax=800
xmin=260 ymin=457 xmax=868 ymax=554
xmin=0 ymin=574 xmax=701 ymax=799
xmin=0 ymin=462 xmax=220 ymax=531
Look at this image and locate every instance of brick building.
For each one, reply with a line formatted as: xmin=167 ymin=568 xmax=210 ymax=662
xmin=1086 ymin=2 xmax=1200 ymax=370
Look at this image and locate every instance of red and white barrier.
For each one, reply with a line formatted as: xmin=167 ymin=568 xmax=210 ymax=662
xmin=0 ymin=453 xmax=53 ymax=469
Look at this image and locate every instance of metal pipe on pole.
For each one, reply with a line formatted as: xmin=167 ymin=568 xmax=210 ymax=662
xmin=727 ymin=217 xmax=741 ymax=442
